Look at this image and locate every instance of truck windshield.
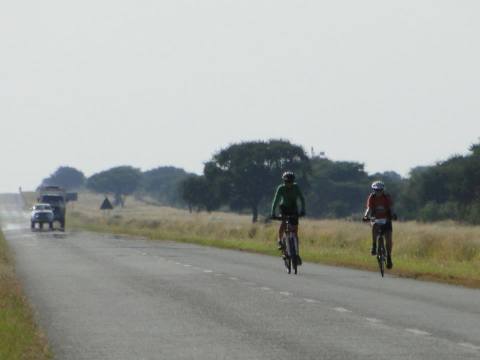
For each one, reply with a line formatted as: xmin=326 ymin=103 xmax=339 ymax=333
xmin=41 ymin=195 xmax=64 ymax=204
xmin=34 ymin=204 xmax=52 ymax=210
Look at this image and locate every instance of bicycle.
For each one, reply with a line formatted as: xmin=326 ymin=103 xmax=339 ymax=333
xmin=273 ymin=214 xmax=301 ymax=275
xmin=365 ymin=217 xmax=389 ymax=277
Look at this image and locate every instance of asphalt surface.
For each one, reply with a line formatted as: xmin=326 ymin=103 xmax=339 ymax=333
xmin=1 ymin=194 xmax=479 ymax=360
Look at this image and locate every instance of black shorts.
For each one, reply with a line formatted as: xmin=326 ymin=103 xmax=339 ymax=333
xmin=280 ymin=212 xmax=299 ymax=226
xmin=374 ymin=221 xmax=392 ymax=234
xmin=385 ymin=220 xmax=393 ymax=232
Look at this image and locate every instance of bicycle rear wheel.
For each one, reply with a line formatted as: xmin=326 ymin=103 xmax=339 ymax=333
xmin=281 ymin=235 xmax=291 ymax=273
xmin=285 ymin=257 xmax=291 ymax=274
xmin=289 ymin=235 xmax=298 ymax=275
xmin=377 ymin=237 xmax=385 ymax=277
xmin=291 ymin=256 xmax=297 ymax=275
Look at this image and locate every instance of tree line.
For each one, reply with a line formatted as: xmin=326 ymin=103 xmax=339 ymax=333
xmin=39 ymin=139 xmax=480 ymax=224
xmin=39 ymin=165 xmax=192 ymax=208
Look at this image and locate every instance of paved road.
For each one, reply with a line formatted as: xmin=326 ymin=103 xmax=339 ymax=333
xmin=1 ymin=194 xmax=479 ymax=359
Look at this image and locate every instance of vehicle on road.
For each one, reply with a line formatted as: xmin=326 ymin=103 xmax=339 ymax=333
xmin=37 ymin=186 xmax=67 ymax=231
xmin=31 ymin=203 xmax=54 ymax=231
xmin=274 ymin=214 xmax=301 ymax=274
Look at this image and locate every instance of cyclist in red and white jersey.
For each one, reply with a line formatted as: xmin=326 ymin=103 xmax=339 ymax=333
xmin=363 ymin=181 xmax=397 ymax=269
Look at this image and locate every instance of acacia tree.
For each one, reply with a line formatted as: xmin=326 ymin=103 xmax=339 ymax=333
xmin=397 ymin=141 xmax=480 ymax=223
xmin=40 ymin=166 xmax=85 ymax=190
xmin=178 ymin=175 xmax=222 ymax=212
xmin=307 ymin=157 xmax=371 ymax=217
xmin=205 ymin=140 xmax=310 ymax=222
xmin=142 ymin=166 xmax=191 ymax=206
xmin=87 ymin=166 xmax=142 ymax=207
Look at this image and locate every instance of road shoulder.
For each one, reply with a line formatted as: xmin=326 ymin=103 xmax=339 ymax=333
xmin=0 ymin=230 xmax=51 ymax=360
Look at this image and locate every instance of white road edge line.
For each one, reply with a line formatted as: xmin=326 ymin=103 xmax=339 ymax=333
xmin=365 ymin=317 xmax=383 ymax=324
xmin=279 ymin=291 xmax=292 ymax=296
xmin=203 ymin=270 xmax=213 ymax=273
xmin=333 ymin=307 xmax=352 ymax=313
xmin=229 ymin=277 xmax=238 ymax=281
xmin=405 ymin=328 xmax=431 ymax=336
xmin=304 ymin=298 xmax=317 ymax=303
xmin=458 ymin=343 xmax=480 ymax=351
xmin=260 ymin=287 xmax=271 ymax=291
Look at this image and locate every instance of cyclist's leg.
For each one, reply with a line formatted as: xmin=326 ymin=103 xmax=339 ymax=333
xmin=277 ymin=221 xmax=286 ymax=250
xmin=292 ymin=225 xmax=299 ymax=249
xmin=386 ymin=228 xmax=393 ymax=269
xmin=385 ymin=230 xmax=392 ymax=256
xmin=278 ymin=222 xmax=284 ymax=241
xmin=292 ymin=224 xmax=302 ymax=265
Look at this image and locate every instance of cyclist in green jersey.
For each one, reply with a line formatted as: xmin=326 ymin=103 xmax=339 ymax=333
xmin=270 ymin=171 xmax=306 ymax=260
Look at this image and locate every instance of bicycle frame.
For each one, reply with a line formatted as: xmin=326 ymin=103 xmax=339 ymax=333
xmin=274 ymin=215 xmax=300 ymax=274
xmin=370 ymin=218 xmax=388 ymax=277
xmin=283 ymin=219 xmax=299 ymax=260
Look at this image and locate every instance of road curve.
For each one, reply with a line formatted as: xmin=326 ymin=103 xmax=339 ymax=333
xmin=1 ymin=194 xmax=479 ymax=360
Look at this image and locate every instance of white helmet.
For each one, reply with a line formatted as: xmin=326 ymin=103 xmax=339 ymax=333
xmin=371 ymin=181 xmax=385 ymax=192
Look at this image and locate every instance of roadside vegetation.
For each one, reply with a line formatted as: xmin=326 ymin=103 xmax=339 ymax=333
xmin=68 ymin=193 xmax=480 ymax=288
xmin=0 ymin=231 xmax=51 ymax=359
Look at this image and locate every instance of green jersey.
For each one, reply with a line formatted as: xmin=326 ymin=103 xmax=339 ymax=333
xmin=271 ymin=183 xmax=305 ymax=215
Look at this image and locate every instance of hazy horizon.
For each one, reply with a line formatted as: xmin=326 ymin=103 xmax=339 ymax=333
xmin=2 ymin=1 xmax=479 ymax=193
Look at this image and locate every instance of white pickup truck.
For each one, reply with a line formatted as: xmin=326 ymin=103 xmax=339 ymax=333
xmin=31 ymin=203 xmax=54 ymax=230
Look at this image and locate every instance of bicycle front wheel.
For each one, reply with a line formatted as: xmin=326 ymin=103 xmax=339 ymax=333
xmin=377 ymin=237 xmax=385 ymax=277
xmin=289 ymin=235 xmax=298 ymax=275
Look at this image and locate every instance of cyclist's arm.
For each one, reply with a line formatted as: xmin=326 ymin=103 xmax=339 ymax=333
xmin=364 ymin=208 xmax=372 ymax=218
xmin=296 ymin=185 xmax=306 ymax=214
xmin=271 ymin=186 xmax=282 ymax=217
xmin=364 ymin=194 xmax=374 ymax=218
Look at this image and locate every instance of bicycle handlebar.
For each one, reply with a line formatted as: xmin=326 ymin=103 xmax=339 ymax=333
xmin=271 ymin=214 xmax=304 ymax=221
xmin=363 ymin=216 xmax=397 ymax=223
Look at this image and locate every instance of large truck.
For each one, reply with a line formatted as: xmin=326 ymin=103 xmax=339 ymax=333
xmin=37 ymin=186 xmax=67 ymax=230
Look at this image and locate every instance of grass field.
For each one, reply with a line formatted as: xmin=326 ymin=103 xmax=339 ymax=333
xmin=62 ymin=192 xmax=480 ymax=288
xmin=0 ymin=230 xmax=51 ymax=360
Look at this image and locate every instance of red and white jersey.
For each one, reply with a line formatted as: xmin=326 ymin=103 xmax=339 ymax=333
xmin=367 ymin=193 xmax=393 ymax=220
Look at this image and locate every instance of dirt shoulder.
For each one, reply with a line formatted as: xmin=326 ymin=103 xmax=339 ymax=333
xmin=0 ymin=230 xmax=51 ymax=360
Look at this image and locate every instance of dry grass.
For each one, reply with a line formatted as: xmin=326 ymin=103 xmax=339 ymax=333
xmin=67 ymin=192 xmax=480 ymax=288
xmin=0 ymin=231 xmax=51 ymax=359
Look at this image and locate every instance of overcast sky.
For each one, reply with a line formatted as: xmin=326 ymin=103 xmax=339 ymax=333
xmin=1 ymin=1 xmax=479 ymax=193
